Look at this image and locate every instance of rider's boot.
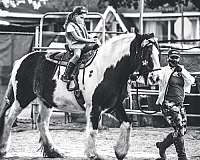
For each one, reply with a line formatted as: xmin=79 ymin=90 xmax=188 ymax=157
xmin=174 ymin=136 xmax=188 ymax=160
xmin=61 ymin=62 xmax=75 ymax=83
xmin=155 ymin=133 xmax=174 ymax=160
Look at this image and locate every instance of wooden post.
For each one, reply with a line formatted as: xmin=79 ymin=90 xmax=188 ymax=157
xmin=181 ymin=3 xmax=184 ymax=40
xmin=139 ymin=0 xmax=144 ymax=34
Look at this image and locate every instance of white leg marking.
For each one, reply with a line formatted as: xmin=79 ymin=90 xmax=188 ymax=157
xmin=114 ymin=122 xmax=131 ymax=159
xmin=84 ymin=104 xmax=98 ymax=158
xmin=37 ymin=100 xmax=64 ymax=158
xmin=0 ymin=100 xmax=23 ymax=154
xmin=36 ymin=100 xmax=54 ymax=147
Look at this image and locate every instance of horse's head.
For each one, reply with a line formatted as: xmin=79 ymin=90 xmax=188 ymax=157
xmin=130 ymin=33 xmax=161 ymax=85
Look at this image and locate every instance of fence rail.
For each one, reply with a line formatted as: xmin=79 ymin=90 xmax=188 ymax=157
xmin=128 ymin=88 xmax=200 ymax=117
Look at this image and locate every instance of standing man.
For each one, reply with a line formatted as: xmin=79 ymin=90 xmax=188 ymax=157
xmin=155 ymin=49 xmax=195 ymax=160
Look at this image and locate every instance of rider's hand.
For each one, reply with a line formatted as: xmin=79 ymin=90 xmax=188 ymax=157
xmin=89 ymin=38 xmax=96 ymax=43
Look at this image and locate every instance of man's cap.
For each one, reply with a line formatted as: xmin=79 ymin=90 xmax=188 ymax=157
xmin=73 ymin=6 xmax=88 ymax=15
xmin=168 ymin=49 xmax=180 ymax=57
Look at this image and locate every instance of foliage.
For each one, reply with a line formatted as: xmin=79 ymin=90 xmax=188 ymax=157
xmin=98 ymin=0 xmax=139 ymax=10
xmin=146 ymin=0 xmax=200 ymax=9
xmin=98 ymin=0 xmax=200 ymax=10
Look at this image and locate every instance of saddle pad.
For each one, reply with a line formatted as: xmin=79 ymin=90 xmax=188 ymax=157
xmin=45 ymin=49 xmax=97 ymax=68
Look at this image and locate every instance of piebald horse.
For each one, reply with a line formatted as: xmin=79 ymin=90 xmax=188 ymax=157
xmin=0 ymin=32 xmax=160 ymax=159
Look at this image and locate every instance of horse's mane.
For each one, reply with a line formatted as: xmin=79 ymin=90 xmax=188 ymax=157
xmin=98 ymin=33 xmax=136 ymax=57
xmin=94 ymin=33 xmax=136 ymax=70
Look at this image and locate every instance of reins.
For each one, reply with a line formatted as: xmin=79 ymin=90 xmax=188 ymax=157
xmin=134 ymin=68 xmax=161 ymax=115
xmin=132 ymin=39 xmax=161 ymax=115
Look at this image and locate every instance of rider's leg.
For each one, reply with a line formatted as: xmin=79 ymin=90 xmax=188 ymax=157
xmin=82 ymin=43 xmax=99 ymax=53
xmin=61 ymin=48 xmax=81 ymax=82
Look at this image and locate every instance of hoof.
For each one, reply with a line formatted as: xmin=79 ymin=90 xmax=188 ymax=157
xmin=115 ymin=151 xmax=126 ymax=160
xmin=0 ymin=151 xmax=6 ymax=157
xmin=43 ymin=147 xmax=64 ymax=158
xmin=88 ymin=154 xmax=105 ymax=160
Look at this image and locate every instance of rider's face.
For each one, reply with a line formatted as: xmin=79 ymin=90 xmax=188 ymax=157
xmin=75 ymin=13 xmax=86 ymax=24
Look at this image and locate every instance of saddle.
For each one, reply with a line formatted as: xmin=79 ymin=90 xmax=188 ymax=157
xmin=46 ymin=43 xmax=98 ymax=68
xmin=45 ymin=44 xmax=98 ymax=107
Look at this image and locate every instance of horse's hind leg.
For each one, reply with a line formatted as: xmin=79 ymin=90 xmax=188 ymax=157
xmin=37 ymin=99 xmax=64 ymax=158
xmin=0 ymin=100 xmax=23 ymax=156
xmin=114 ymin=104 xmax=131 ymax=160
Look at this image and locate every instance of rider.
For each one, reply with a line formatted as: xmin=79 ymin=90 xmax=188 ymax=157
xmin=155 ymin=49 xmax=195 ymax=160
xmin=61 ymin=6 xmax=99 ymax=83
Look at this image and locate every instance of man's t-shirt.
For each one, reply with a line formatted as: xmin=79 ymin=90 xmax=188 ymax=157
xmin=165 ymin=72 xmax=184 ymax=103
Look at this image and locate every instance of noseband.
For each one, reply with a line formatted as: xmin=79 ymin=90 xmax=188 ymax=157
xmin=137 ymin=39 xmax=159 ymax=76
xmin=131 ymin=38 xmax=161 ymax=115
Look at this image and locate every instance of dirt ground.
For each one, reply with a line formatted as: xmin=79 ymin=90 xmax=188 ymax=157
xmin=1 ymin=119 xmax=200 ymax=160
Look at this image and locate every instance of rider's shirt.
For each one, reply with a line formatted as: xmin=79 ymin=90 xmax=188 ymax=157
xmin=65 ymin=22 xmax=88 ymax=47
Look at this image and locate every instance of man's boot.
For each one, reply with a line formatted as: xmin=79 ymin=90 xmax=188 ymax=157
xmin=156 ymin=133 xmax=174 ymax=160
xmin=61 ymin=62 xmax=76 ymax=82
xmin=174 ymin=136 xmax=188 ymax=160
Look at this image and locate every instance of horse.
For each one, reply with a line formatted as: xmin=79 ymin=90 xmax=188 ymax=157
xmin=0 ymin=32 xmax=160 ymax=159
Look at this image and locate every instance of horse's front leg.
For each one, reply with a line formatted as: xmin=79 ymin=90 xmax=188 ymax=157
xmin=84 ymin=104 xmax=102 ymax=159
xmin=114 ymin=104 xmax=131 ymax=160
xmin=37 ymin=99 xmax=64 ymax=158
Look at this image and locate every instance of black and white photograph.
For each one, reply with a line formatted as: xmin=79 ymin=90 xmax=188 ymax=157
xmin=0 ymin=0 xmax=200 ymax=159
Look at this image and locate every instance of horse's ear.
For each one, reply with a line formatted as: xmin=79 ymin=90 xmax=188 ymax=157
xmin=142 ymin=33 xmax=154 ymax=40
xmin=149 ymin=33 xmax=154 ymax=38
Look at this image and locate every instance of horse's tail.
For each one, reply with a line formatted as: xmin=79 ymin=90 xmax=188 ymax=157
xmin=0 ymin=78 xmax=14 ymax=137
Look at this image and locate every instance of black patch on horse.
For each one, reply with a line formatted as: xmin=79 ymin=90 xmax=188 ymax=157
xmin=15 ymin=51 xmax=57 ymax=108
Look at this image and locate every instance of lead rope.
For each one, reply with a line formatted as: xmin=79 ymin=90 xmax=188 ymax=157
xmin=82 ymin=64 xmax=86 ymax=85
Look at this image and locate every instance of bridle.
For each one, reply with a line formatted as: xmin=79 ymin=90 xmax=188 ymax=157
xmin=134 ymin=38 xmax=159 ymax=79
xmin=132 ymin=38 xmax=161 ymax=115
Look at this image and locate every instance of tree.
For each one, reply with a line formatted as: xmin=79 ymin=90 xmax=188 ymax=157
xmin=98 ymin=0 xmax=200 ymax=11
xmin=97 ymin=0 xmax=139 ymax=10
xmin=146 ymin=0 xmax=200 ymax=9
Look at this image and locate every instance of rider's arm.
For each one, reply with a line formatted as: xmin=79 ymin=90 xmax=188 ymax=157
xmin=70 ymin=30 xmax=95 ymax=43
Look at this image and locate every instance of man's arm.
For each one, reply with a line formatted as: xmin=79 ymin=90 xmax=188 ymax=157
xmin=179 ymin=65 xmax=195 ymax=93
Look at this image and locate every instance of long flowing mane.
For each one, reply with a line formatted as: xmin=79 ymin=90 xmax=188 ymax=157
xmin=95 ymin=33 xmax=136 ymax=68
xmin=83 ymin=33 xmax=136 ymax=84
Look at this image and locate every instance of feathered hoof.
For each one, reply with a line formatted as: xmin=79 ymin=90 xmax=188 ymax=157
xmin=0 ymin=151 xmax=6 ymax=158
xmin=115 ymin=151 xmax=127 ymax=160
xmin=43 ymin=147 xmax=64 ymax=158
xmin=87 ymin=153 xmax=105 ymax=160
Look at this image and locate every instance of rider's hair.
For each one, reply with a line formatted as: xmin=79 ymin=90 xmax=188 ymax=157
xmin=64 ymin=13 xmax=74 ymax=29
xmin=72 ymin=6 xmax=88 ymax=15
xmin=64 ymin=6 xmax=88 ymax=29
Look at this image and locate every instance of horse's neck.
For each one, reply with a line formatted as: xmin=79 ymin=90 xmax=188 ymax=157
xmin=93 ymin=33 xmax=136 ymax=83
